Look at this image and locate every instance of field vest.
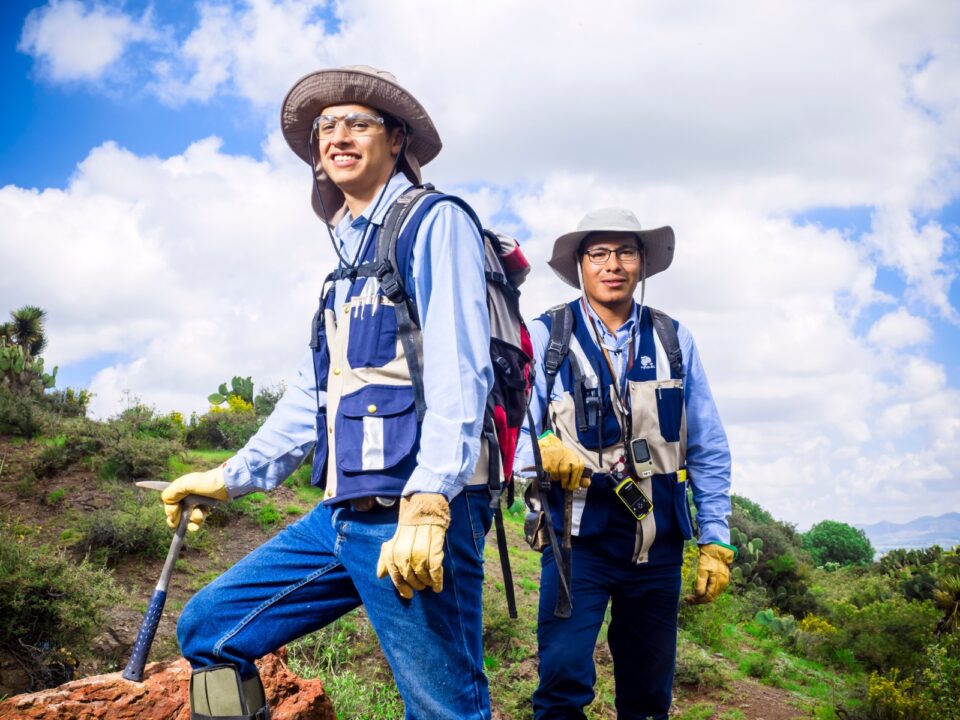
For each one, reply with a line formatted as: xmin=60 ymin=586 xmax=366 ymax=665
xmin=540 ymin=300 xmax=694 ymax=565
xmin=308 ymin=207 xmax=490 ymax=504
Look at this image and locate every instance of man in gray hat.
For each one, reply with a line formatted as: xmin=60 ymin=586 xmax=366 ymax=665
xmin=515 ymin=208 xmax=734 ymax=719
xmin=161 ymin=66 xmax=494 ymax=719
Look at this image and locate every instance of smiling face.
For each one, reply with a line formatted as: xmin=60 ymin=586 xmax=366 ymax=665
xmin=579 ymin=232 xmax=643 ymax=320
xmin=316 ymin=103 xmax=404 ymax=211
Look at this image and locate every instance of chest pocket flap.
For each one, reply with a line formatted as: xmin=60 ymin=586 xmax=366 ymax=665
xmin=335 ymin=385 xmax=418 ymax=472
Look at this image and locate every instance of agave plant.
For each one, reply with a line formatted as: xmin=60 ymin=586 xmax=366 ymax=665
xmin=933 ymin=573 xmax=960 ymax=634
xmin=7 ymin=305 xmax=48 ymax=360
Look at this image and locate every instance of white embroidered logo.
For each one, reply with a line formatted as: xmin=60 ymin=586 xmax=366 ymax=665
xmin=640 ymin=355 xmax=654 ymax=370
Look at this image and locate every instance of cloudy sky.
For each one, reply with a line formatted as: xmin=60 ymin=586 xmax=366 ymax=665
xmin=2 ymin=0 xmax=958 ymax=530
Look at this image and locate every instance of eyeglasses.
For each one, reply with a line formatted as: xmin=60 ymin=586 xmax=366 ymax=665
xmin=312 ymin=112 xmax=385 ymax=139
xmin=582 ymin=246 xmax=641 ymax=265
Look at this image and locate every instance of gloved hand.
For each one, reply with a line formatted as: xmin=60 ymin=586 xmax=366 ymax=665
xmin=376 ymin=493 xmax=451 ymax=599
xmin=538 ymin=432 xmax=590 ymax=491
xmin=161 ymin=465 xmax=229 ymax=532
xmin=689 ymin=543 xmax=736 ymax=604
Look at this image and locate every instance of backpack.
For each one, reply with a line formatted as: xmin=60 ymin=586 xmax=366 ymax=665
xmin=374 ymin=183 xmax=533 ymax=617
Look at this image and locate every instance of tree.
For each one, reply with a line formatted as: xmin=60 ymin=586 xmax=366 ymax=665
xmin=0 ymin=305 xmax=56 ymax=393
xmin=6 ymin=305 xmax=48 ymax=360
xmin=803 ymin=519 xmax=874 ymax=566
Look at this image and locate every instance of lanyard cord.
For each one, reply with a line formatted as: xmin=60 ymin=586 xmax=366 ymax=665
xmin=580 ymin=297 xmax=635 ymax=413
xmin=580 ymin=298 xmax=637 ymax=470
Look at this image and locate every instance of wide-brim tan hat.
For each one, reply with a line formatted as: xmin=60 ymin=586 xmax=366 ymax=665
xmin=547 ymin=208 xmax=675 ymax=288
xmin=281 ymin=65 xmax=442 ymax=225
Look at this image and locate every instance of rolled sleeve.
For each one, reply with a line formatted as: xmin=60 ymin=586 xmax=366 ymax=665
xmin=679 ymin=324 xmax=732 ymax=545
xmin=401 ymin=201 xmax=494 ymax=500
xmin=223 ymin=349 xmax=322 ymax=497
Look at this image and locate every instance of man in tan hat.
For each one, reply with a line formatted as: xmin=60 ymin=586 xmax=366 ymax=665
xmin=515 ymin=208 xmax=734 ymax=719
xmin=161 ymin=66 xmax=495 ymax=719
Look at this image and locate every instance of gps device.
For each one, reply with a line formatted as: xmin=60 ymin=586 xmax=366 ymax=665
xmin=629 ymin=438 xmax=655 ymax=479
xmin=614 ymin=477 xmax=653 ymax=520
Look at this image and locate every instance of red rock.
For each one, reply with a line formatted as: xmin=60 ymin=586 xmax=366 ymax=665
xmin=0 ymin=650 xmax=333 ymax=720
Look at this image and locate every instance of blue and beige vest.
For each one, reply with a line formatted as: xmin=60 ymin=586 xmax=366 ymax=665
xmin=308 ymin=208 xmax=491 ymax=505
xmin=540 ymin=300 xmax=694 ymax=565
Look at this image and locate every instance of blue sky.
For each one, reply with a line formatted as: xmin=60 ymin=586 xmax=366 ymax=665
xmin=1 ymin=0 xmax=959 ymax=529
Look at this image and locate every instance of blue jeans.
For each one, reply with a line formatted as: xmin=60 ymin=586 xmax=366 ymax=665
xmin=533 ymin=543 xmax=682 ymax=720
xmin=177 ymin=490 xmax=493 ymax=720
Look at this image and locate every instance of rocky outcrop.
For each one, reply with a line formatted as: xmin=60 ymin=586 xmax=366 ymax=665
xmin=0 ymin=650 xmax=333 ymax=720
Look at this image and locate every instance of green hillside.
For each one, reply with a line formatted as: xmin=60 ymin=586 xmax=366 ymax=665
xmin=2 ymin=310 xmax=959 ymax=719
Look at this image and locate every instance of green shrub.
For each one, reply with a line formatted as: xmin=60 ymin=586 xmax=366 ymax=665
xmin=0 ymin=385 xmax=51 ymax=437
xmin=674 ymin=636 xmax=725 ymax=689
xmin=110 ymin=403 xmax=185 ymax=441
xmin=731 ymin=494 xmax=775 ymax=524
xmin=185 ymin=406 xmax=260 ymax=450
xmin=98 ymin=434 xmax=180 ymax=481
xmin=33 ymin=420 xmax=103 ymax=476
xmin=731 ymin=505 xmax=819 ymax=617
xmin=804 ymin=520 xmax=874 ymax=567
xmin=209 ymin=492 xmax=282 ymax=531
xmin=827 ymin=596 xmax=940 ymax=672
xmin=76 ymin=493 xmax=171 ymax=565
xmin=254 ymin=382 xmax=285 ymax=418
xmin=0 ymin=535 xmax=120 ymax=691
xmin=44 ymin=487 xmax=67 ymax=507
xmin=39 ymin=387 xmax=92 ymax=419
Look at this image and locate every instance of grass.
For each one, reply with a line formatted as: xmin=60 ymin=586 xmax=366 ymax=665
xmin=286 ymin=610 xmax=405 ymax=720
xmin=1 ymin=428 xmax=876 ymax=718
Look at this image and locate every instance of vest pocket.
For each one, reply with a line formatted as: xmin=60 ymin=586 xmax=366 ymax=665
xmin=335 ymin=385 xmax=417 ymax=472
xmin=575 ymin=384 xmax=622 ymax=450
xmin=656 ymin=384 xmax=683 ymax=443
xmin=347 ymin=303 xmax=398 ymax=369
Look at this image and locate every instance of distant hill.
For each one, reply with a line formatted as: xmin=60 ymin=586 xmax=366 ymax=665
xmin=857 ymin=512 xmax=960 ymax=555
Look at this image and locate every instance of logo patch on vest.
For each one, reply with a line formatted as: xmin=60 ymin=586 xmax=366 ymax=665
xmin=639 ymin=355 xmax=655 ymax=370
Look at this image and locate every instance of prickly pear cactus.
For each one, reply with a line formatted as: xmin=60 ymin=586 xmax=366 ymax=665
xmin=208 ymin=375 xmax=255 ymax=406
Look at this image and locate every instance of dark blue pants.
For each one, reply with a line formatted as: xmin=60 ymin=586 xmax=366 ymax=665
xmin=533 ymin=543 xmax=682 ymax=720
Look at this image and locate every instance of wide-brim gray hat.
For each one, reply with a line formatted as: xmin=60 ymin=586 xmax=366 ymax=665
xmin=281 ymin=65 xmax=442 ymax=225
xmin=548 ymin=208 xmax=675 ymax=288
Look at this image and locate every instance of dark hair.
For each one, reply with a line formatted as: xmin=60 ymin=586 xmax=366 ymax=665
xmin=378 ymin=110 xmax=405 ymax=135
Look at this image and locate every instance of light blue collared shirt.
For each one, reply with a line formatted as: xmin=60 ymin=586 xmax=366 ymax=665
xmin=515 ymin=299 xmax=733 ymax=545
xmin=225 ymin=173 xmax=493 ymax=501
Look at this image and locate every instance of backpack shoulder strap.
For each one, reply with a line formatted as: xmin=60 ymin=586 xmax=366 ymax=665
xmin=375 ymin=184 xmax=482 ymax=420
xmin=542 ymin=303 xmax=574 ymax=430
xmin=648 ymin=306 xmax=684 ymax=379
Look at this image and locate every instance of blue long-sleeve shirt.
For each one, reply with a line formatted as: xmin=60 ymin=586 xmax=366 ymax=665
xmin=515 ymin=299 xmax=732 ymax=545
xmin=224 ymin=173 xmax=493 ymax=501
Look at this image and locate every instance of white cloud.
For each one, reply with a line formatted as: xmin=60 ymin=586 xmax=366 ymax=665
xmin=151 ymin=0 xmax=335 ymax=106
xmin=868 ymin=309 xmax=932 ymax=349
xmin=5 ymin=0 xmax=960 ymax=529
xmin=863 ymin=207 xmax=958 ymax=321
xmin=18 ymin=0 xmax=157 ymax=82
xmin=0 ymin=130 xmax=329 ymax=418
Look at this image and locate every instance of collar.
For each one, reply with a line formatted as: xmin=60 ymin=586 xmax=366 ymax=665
xmin=333 ymin=172 xmax=414 ymax=241
xmin=581 ymin=299 xmax=640 ymax=352
xmin=333 ymin=172 xmax=413 ymax=258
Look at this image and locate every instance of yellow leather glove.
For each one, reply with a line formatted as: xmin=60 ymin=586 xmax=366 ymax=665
xmin=161 ymin=465 xmax=229 ymax=532
xmin=690 ymin=543 xmax=736 ymax=604
xmin=376 ymin=493 xmax=450 ymax=599
xmin=538 ymin=432 xmax=590 ymax=491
